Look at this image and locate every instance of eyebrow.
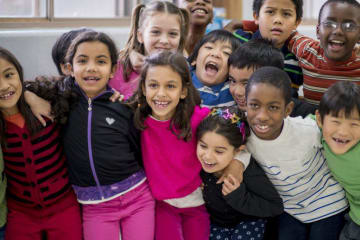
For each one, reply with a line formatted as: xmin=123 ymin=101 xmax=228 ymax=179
xmin=3 ymin=67 xmax=15 ymax=73
xmin=265 ymin=6 xmax=294 ymax=12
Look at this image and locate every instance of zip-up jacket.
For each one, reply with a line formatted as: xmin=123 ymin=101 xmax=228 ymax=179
xmin=63 ymin=85 xmax=143 ymax=201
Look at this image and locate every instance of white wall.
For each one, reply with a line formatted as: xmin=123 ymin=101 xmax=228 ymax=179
xmin=0 ymin=27 xmax=131 ymax=80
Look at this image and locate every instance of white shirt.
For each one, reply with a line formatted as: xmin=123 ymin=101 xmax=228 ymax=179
xmin=247 ymin=116 xmax=348 ymax=223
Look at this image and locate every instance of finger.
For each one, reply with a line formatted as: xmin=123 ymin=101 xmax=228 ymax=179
xmin=227 ymin=175 xmax=239 ymax=186
xmin=118 ymin=94 xmax=124 ymax=102
xmin=35 ymin=114 xmax=47 ymax=127
xmin=216 ymin=175 xmax=225 ymax=184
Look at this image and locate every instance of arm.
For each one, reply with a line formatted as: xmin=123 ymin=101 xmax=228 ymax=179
xmin=286 ymin=31 xmax=318 ymax=59
xmin=24 ymin=90 xmax=53 ymax=127
xmin=224 ymin=158 xmax=284 ymax=218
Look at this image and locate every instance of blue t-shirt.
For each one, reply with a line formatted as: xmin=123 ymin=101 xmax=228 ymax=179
xmin=191 ymin=68 xmax=235 ymax=108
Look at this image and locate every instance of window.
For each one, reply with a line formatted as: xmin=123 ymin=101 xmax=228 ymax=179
xmin=0 ymin=0 xmax=46 ymax=18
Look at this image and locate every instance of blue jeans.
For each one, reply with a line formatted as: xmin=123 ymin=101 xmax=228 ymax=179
xmin=0 ymin=225 xmax=5 ymax=240
xmin=277 ymin=211 xmax=346 ymax=240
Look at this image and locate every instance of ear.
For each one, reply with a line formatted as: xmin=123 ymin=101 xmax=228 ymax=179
xmin=191 ymin=60 xmax=196 ymax=67
xmin=285 ymin=100 xmax=294 ymax=117
xmin=316 ymin=24 xmax=320 ymax=40
xmin=315 ymin=110 xmax=323 ymax=128
xmin=60 ymin=63 xmax=71 ymax=76
xmin=65 ymin=63 xmax=74 ymax=77
xmin=137 ymin=30 xmax=144 ymax=44
xmin=295 ymin=19 xmax=302 ymax=29
xmin=180 ymin=86 xmax=188 ymax=99
xmin=253 ymin=12 xmax=259 ymax=25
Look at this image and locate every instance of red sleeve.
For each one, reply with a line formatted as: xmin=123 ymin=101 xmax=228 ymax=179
xmin=242 ymin=20 xmax=259 ymax=32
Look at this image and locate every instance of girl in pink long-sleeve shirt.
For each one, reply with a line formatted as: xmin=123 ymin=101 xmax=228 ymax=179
xmin=129 ymin=51 xmax=210 ymax=240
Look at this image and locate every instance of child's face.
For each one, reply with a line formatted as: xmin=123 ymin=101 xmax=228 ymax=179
xmin=197 ymin=131 xmax=239 ymax=174
xmin=0 ymin=57 xmax=21 ymax=116
xmin=138 ymin=13 xmax=181 ymax=56
xmin=229 ymin=66 xmax=254 ymax=111
xmin=316 ymin=2 xmax=360 ymax=62
xmin=316 ymin=109 xmax=360 ymax=155
xmin=246 ymin=83 xmax=293 ymax=140
xmin=70 ymin=41 xmax=115 ymax=99
xmin=254 ymin=0 xmax=300 ymax=48
xmin=142 ymin=65 xmax=187 ymax=121
xmin=179 ymin=0 xmax=213 ymax=27
xmin=192 ymin=40 xmax=232 ymax=86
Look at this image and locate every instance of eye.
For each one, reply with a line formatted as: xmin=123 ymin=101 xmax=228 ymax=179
xmin=351 ymin=122 xmax=360 ymax=127
xmin=169 ymin=32 xmax=179 ymax=37
xmin=4 ymin=72 xmax=15 ymax=79
xmin=77 ymin=58 xmax=87 ymax=64
xmin=204 ymin=0 xmax=211 ymax=3
xmin=283 ymin=12 xmax=292 ymax=17
xmin=204 ymin=45 xmax=213 ymax=50
xmin=223 ymin=51 xmax=231 ymax=56
xmin=229 ymin=77 xmax=236 ymax=84
xmin=215 ymin=150 xmax=224 ymax=154
xmin=248 ymin=103 xmax=259 ymax=109
xmin=148 ymin=83 xmax=158 ymax=89
xmin=151 ymin=30 xmax=160 ymax=35
xmin=199 ymin=143 xmax=207 ymax=149
xmin=265 ymin=10 xmax=274 ymax=15
xmin=98 ymin=59 xmax=107 ymax=64
xmin=331 ymin=120 xmax=340 ymax=125
xmin=269 ymin=105 xmax=280 ymax=111
xmin=343 ymin=22 xmax=357 ymax=31
xmin=167 ymin=84 xmax=176 ymax=89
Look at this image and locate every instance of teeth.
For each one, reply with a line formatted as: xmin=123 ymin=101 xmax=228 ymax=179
xmin=0 ymin=92 xmax=14 ymax=99
xmin=333 ymin=138 xmax=349 ymax=144
xmin=154 ymin=101 xmax=169 ymax=106
xmin=85 ymin=76 xmax=99 ymax=81
xmin=204 ymin=160 xmax=215 ymax=165
xmin=194 ymin=9 xmax=206 ymax=14
xmin=258 ymin=125 xmax=268 ymax=130
xmin=330 ymin=40 xmax=344 ymax=45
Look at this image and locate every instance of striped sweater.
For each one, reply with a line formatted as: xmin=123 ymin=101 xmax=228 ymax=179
xmin=288 ymin=32 xmax=360 ymax=105
xmin=247 ymin=117 xmax=348 ymax=223
xmin=2 ymin=119 xmax=76 ymax=215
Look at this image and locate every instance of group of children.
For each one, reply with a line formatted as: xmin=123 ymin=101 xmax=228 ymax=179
xmin=0 ymin=0 xmax=359 ymax=240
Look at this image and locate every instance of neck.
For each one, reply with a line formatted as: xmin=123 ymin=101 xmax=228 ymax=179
xmin=186 ymin=24 xmax=207 ymax=54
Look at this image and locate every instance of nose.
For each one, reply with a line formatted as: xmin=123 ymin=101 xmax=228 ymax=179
xmin=256 ymin=107 xmax=270 ymax=122
xmin=195 ymin=0 xmax=205 ymax=6
xmin=86 ymin=61 xmax=97 ymax=72
xmin=234 ymin=85 xmax=245 ymax=98
xmin=0 ymin=79 xmax=9 ymax=91
xmin=210 ymin=48 xmax=221 ymax=58
xmin=159 ymin=33 xmax=169 ymax=45
xmin=337 ymin=123 xmax=350 ymax=136
xmin=332 ymin=24 xmax=345 ymax=35
xmin=273 ymin=14 xmax=283 ymax=25
xmin=157 ymin=85 xmax=166 ymax=97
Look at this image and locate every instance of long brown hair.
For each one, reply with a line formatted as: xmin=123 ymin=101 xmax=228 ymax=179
xmin=128 ymin=51 xmax=201 ymax=141
xmin=0 ymin=47 xmax=42 ymax=145
xmin=120 ymin=1 xmax=189 ymax=82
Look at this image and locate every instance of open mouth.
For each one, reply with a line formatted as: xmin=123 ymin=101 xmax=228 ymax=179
xmin=192 ymin=7 xmax=208 ymax=16
xmin=328 ymin=40 xmax=345 ymax=51
xmin=203 ymin=159 xmax=216 ymax=168
xmin=254 ymin=124 xmax=270 ymax=134
xmin=0 ymin=91 xmax=15 ymax=100
xmin=84 ymin=76 xmax=100 ymax=82
xmin=205 ymin=62 xmax=219 ymax=75
xmin=332 ymin=137 xmax=350 ymax=145
xmin=153 ymin=100 xmax=170 ymax=109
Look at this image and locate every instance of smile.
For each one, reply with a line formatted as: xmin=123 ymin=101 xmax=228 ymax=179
xmin=84 ymin=76 xmax=100 ymax=81
xmin=0 ymin=91 xmax=15 ymax=100
xmin=203 ymin=159 xmax=216 ymax=168
xmin=332 ymin=137 xmax=350 ymax=145
xmin=254 ymin=124 xmax=270 ymax=133
xmin=154 ymin=100 xmax=170 ymax=109
xmin=205 ymin=61 xmax=219 ymax=75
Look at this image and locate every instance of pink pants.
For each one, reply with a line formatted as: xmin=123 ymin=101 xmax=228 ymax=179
xmin=82 ymin=181 xmax=155 ymax=240
xmin=5 ymin=203 xmax=82 ymax=240
xmin=155 ymin=200 xmax=210 ymax=240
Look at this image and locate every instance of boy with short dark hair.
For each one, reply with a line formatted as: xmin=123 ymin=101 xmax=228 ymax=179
xmin=233 ymin=0 xmax=304 ymax=98
xmin=288 ymin=0 xmax=360 ymax=106
xmin=228 ymin=38 xmax=316 ymax=117
xmin=316 ymin=81 xmax=360 ymax=240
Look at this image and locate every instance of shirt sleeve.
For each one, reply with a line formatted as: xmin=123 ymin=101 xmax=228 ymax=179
xmin=224 ymin=158 xmax=284 ymax=217
xmin=233 ymin=149 xmax=251 ymax=169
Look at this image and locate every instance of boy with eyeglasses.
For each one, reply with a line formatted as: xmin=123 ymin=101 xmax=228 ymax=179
xmin=287 ymin=0 xmax=360 ymax=106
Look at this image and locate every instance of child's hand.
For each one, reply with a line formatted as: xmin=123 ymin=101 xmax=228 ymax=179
xmin=24 ymin=90 xmax=53 ymax=127
xmin=222 ymin=174 xmax=240 ymax=196
xmin=223 ymin=20 xmax=243 ymax=32
xmin=109 ymin=89 xmax=124 ymax=102
xmin=129 ymin=50 xmax=145 ymax=73
xmin=217 ymin=159 xmax=244 ymax=184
